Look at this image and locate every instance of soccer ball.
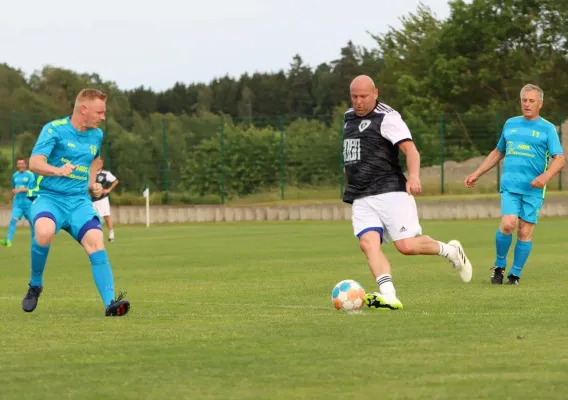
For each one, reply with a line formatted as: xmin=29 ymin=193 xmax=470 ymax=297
xmin=332 ymin=280 xmax=366 ymax=311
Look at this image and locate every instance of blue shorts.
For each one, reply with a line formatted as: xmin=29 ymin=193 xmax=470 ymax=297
xmin=500 ymin=191 xmax=544 ymax=224
xmin=11 ymin=203 xmax=32 ymax=221
xmin=30 ymin=193 xmax=102 ymax=242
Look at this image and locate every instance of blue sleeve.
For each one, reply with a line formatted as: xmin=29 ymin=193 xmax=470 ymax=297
xmin=496 ymin=121 xmax=508 ymax=152
xmin=31 ymin=124 xmax=59 ymax=157
xmin=547 ymin=125 xmax=563 ymax=156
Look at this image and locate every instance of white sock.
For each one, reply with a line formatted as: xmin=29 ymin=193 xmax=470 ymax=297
xmin=109 ymin=229 xmax=115 ymax=239
xmin=438 ymin=241 xmax=456 ymax=258
xmin=376 ymin=274 xmax=396 ymax=296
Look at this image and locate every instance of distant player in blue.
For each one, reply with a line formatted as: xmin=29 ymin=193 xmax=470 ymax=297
xmin=23 ymin=88 xmax=130 ymax=317
xmin=465 ymin=84 xmax=565 ymax=285
xmin=0 ymin=159 xmax=35 ymax=247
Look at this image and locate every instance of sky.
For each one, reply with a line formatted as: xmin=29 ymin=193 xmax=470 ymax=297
xmin=1 ymin=0 xmax=453 ymax=92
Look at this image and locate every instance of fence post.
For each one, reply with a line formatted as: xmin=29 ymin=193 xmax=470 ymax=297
xmin=11 ymin=111 xmax=16 ymax=171
xmin=162 ymin=116 xmax=169 ymax=204
xmin=219 ymin=117 xmax=226 ymax=204
xmin=558 ymin=113 xmax=563 ymax=191
xmin=439 ymin=113 xmax=444 ymax=194
xmin=339 ymin=117 xmax=345 ymax=199
xmin=496 ymin=113 xmax=501 ymax=192
xmin=279 ymin=116 xmax=285 ymax=201
xmin=104 ymin=118 xmax=110 ymax=166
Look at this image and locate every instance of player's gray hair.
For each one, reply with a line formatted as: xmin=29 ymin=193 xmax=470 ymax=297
xmin=520 ymin=84 xmax=544 ymax=100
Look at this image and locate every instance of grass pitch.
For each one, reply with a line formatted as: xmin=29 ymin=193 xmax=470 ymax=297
xmin=1 ymin=219 xmax=567 ymax=399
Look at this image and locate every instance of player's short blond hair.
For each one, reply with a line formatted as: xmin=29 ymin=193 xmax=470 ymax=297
xmin=75 ymin=88 xmax=107 ymax=104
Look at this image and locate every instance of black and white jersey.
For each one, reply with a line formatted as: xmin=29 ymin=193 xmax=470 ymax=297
xmin=91 ymin=170 xmax=117 ymax=201
xmin=342 ymin=102 xmax=413 ymax=204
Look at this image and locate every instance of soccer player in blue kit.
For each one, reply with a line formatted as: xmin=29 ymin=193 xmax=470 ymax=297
xmin=23 ymin=88 xmax=130 ymax=316
xmin=0 ymin=159 xmax=35 ymax=247
xmin=465 ymin=84 xmax=565 ymax=285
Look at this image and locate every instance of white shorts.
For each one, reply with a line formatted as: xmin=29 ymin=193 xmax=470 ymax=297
xmin=351 ymin=192 xmax=422 ymax=243
xmin=93 ymin=197 xmax=111 ymax=217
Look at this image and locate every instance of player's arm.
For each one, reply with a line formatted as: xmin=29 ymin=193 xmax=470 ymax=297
xmin=398 ymin=141 xmax=420 ymax=179
xmin=464 ymin=129 xmax=506 ymax=188
xmin=88 ymin=157 xmax=101 ymax=187
xmin=30 ymin=126 xmax=74 ymax=177
xmin=543 ymin=155 xmax=565 ymax=180
xmin=29 ymin=155 xmax=74 ymax=177
xmin=104 ymin=172 xmax=118 ymax=194
xmin=533 ymin=127 xmax=566 ymax=188
xmin=10 ymin=175 xmax=25 ymax=194
xmin=470 ymin=148 xmax=505 ymax=178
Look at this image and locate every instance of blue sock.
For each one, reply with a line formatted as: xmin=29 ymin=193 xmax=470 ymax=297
xmin=30 ymin=238 xmax=50 ymax=287
xmin=89 ymin=250 xmax=115 ymax=307
xmin=7 ymin=219 xmax=17 ymax=242
xmin=509 ymin=240 xmax=533 ymax=278
xmin=494 ymin=230 xmax=513 ymax=268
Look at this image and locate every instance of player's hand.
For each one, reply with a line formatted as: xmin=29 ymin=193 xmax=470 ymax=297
xmin=89 ymin=183 xmax=103 ymax=198
xmin=406 ymin=175 xmax=422 ymax=195
xmin=464 ymin=172 xmax=479 ymax=188
xmin=101 ymin=189 xmax=110 ymax=195
xmin=57 ymin=163 xmax=76 ymax=177
xmin=531 ymin=174 xmax=549 ymax=189
xmin=11 ymin=189 xmax=17 ymax=194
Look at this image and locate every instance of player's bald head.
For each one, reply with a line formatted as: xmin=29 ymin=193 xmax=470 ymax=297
xmin=350 ymin=75 xmax=376 ymax=92
xmin=350 ymin=75 xmax=378 ymax=116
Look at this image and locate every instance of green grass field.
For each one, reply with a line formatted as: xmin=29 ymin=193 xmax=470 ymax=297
xmin=1 ymin=219 xmax=568 ymax=400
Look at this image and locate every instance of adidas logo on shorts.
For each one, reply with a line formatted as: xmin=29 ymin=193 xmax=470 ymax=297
xmin=399 ymin=226 xmax=407 ymax=233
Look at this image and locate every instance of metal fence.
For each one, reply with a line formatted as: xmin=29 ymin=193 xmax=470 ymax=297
xmin=1 ymin=111 xmax=566 ymax=204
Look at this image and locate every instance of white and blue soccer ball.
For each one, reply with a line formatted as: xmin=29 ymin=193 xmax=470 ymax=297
xmin=332 ymin=279 xmax=366 ymax=311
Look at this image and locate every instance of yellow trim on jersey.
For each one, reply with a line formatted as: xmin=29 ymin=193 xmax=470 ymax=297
xmin=51 ymin=118 xmax=68 ymax=127
xmin=27 ymin=175 xmax=44 ymax=197
xmin=542 ymin=150 xmax=550 ymax=199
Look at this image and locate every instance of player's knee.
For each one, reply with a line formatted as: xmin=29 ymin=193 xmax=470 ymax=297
xmin=80 ymin=229 xmax=105 ymax=254
xmin=500 ymin=218 xmax=517 ymax=234
xmin=517 ymin=226 xmax=534 ymax=241
xmin=34 ymin=220 xmax=56 ymax=246
xmin=359 ymin=231 xmax=381 ymax=254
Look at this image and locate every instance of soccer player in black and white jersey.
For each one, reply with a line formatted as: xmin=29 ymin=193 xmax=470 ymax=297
xmin=91 ymin=158 xmax=119 ymax=242
xmin=343 ymin=75 xmax=473 ymax=310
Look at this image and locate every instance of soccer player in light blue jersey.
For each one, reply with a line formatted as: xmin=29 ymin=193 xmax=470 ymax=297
xmin=465 ymin=84 xmax=565 ymax=285
xmin=0 ymin=159 xmax=35 ymax=247
xmin=22 ymin=88 xmax=130 ymax=317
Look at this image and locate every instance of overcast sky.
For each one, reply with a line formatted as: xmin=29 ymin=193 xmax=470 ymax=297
xmin=1 ymin=0 xmax=453 ymax=91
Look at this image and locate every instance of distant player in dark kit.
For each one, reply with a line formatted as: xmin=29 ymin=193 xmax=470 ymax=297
xmin=343 ymin=75 xmax=473 ymax=310
xmin=91 ymin=158 xmax=119 ymax=242
xmin=23 ymin=88 xmax=130 ymax=317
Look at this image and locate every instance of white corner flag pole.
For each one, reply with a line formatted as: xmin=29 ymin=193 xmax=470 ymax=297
xmin=143 ymin=185 xmax=150 ymax=227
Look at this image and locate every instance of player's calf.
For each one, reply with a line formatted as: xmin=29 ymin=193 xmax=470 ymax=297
xmin=80 ymin=223 xmax=131 ymax=316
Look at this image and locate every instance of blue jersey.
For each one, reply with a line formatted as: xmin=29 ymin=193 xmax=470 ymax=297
xmin=497 ymin=116 xmax=563 ymax=197
xmin=12 ymin=170 xmax=35 ymax=206
xmin=30 ymin=117 xmax=102 ymax=197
